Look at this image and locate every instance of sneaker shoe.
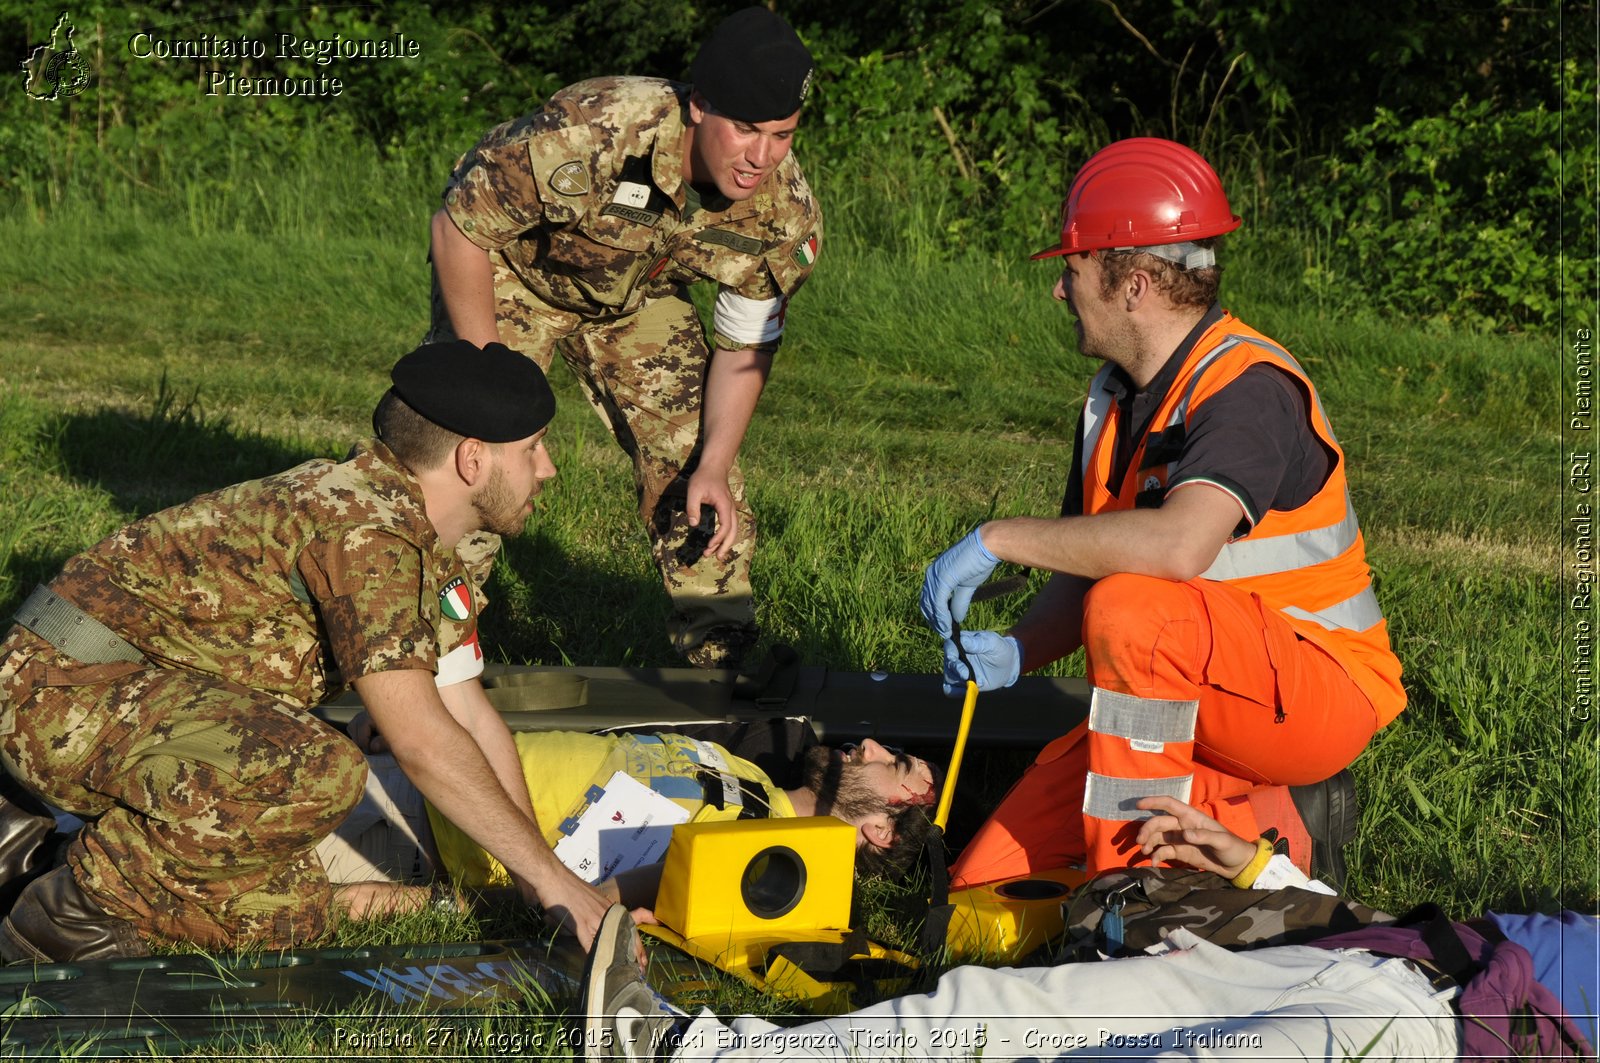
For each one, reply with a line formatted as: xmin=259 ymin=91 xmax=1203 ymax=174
xmin=582 ymin=905 xmax=685 ymax=1062
xmin=1288 ymin=769 xmax=1359 ymax=893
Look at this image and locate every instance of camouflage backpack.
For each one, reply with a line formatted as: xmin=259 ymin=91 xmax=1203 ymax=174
xmin=1054 ymin=866 xmax=1392 ymax=962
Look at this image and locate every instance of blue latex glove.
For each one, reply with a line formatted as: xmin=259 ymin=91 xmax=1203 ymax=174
xmin=941 ymin=630 xmax=1022 ymax=696
xmin=920 ymin=526 xmax=1001 ymax=638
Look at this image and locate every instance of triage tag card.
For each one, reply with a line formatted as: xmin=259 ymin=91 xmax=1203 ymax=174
xmin=553 ymin=771 xmax=690 ymax=884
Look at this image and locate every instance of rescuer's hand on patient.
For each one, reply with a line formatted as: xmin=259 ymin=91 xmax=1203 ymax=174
xmin=527 ymin=867 xmax=643 ymax=963
xmin=1133 ymin=795 xmax=1258 ymax=879
xmin=597 ymin=876 xmax=661 ymax=933
xmin=920 ymin=525 xmax=1001 ymax=638
xmin=941 ymin=630 xmax=1021 ymax=695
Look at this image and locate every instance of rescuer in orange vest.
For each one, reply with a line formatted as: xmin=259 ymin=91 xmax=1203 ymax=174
xmin=920 ymin=138 xmax=1404 ymax=889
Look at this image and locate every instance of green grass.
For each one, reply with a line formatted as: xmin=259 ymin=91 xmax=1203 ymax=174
xmin=0 ymin=138 xmax=1590 ymax=1053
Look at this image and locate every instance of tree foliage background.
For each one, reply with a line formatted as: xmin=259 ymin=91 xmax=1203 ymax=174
xmin=0 ymin=0 xmax=1594 ymax=331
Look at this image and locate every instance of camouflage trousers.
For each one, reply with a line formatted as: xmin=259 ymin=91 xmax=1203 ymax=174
xmin=430 ymin=262 xmax=757 ymax=663
xmin=0 ymin=628 xmax=365 ymax=950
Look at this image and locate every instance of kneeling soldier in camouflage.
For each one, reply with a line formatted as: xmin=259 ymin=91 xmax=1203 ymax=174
xmin=0 ymin=340 xmax=614 ymax=961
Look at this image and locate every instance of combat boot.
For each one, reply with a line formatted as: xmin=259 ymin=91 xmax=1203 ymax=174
xmin=1288 ymin=769 xmax=1360 ymax=894
xmin=0 ymin=773 xmax=58 ymax=913
xmin=0 ymin=865 xmax=148 ymax=963
xmin=683 ymin=624 xmax=760 ymax=671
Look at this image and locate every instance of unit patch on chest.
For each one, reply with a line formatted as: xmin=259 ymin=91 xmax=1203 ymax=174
xmin=550 ymin=161 xmax=589 ymax=197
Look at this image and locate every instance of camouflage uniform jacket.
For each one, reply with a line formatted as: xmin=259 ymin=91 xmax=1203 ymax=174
xmin=35 ymin=440 xmax=494 ymax=711
xmin=443 ymin=76 xmax=821 ymax=354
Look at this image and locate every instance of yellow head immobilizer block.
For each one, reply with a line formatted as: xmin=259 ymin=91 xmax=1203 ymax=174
xmin=653 ymin=817 xmax=857 ymax=940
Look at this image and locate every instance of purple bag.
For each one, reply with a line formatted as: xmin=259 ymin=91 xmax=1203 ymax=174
xmin=1315 ymin=907 xmax=1595 ymax=1060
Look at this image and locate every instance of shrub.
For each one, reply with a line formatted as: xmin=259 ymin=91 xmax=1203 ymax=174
xmin=1299 ymin=60 xmax=1592 ymax=332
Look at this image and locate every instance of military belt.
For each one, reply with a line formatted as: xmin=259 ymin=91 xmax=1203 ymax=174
xmin=13 ymin=585 xmax=146 ymax=665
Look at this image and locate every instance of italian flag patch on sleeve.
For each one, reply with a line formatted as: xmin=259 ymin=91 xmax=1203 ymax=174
xmin=439 ymin=577 xmax=472 ymax=621
xmin=793 ymin=232 xmax=818 ymax=267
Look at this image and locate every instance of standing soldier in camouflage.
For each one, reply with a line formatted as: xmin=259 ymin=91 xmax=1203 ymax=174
xmin=0 ymin=341 xmax=615 ymax=961
xmin=428 ymin=6 xmax=822 ymax=669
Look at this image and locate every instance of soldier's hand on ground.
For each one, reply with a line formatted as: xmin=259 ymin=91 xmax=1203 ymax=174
xmin=1134 ymin=795 xmax=1257 ymax=878
xmin=941 ymin=630 xmax=1021 ymax=695
xmin=685 ymin=468 xmax=739 ymax=560
xmin=920 ymin=525 xmax=1002 ymax=638
xmin=345 ymin=711 xmax=390 ymax=754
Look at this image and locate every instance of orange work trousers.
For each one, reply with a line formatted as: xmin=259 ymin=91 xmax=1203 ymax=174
xmin=950 ymin=573 xmax=1380 ymax=886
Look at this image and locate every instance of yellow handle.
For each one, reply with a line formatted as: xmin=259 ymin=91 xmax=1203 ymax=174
xmin=933 ymin=679 xmax=978 ymax=832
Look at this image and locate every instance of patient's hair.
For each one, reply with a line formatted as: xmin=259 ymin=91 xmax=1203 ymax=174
xmin=855 ymin=803 xmax=936 ymax=879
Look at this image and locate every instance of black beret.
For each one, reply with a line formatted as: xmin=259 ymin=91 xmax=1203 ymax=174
xmin=690 ymin=7 xmax=814 ymax=123
xmin=389 ymin=340 xmax=555 ymax=442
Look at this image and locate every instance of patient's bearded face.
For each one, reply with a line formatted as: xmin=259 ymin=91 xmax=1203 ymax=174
xmin=801 ymin=741 xmax=936 ymax=820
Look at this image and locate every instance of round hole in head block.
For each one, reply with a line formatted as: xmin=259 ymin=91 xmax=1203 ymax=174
xmin=739 ymin=845 xmax=807 ymax=919
xmin=994 ymin=878 xmax=1072 ymax=901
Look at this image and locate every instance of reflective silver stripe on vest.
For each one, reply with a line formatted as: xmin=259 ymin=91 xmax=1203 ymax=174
xmin=1201 ymin=494 xmax=1363 ymax=581
xmin=1088 ymin=687 xmax=1198 ymax=745
xmin=1282 ymin=585 xmax=1385 ymax=632
xmin=1083 ymin=771 xmax=1193 ymax=821
xmin=1079 ymin=364 xmax=1118 ymax=478
xmin=1167 ymin=343 xmax=1237 ymax=428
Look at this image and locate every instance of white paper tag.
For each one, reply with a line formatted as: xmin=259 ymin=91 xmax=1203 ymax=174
xmin=611 ymin=181 xmax=651 ymax=208
xmin=552 ymin=771 xmax=690 ymax=884
xmin=691 ymin=741 xmax=742 ymax=808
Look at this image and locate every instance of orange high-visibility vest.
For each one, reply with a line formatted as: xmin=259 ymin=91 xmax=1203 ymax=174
xmin=1079 ymin=313 xmax=1405 ymax=726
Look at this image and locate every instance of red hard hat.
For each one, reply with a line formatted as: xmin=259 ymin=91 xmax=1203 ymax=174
xmin=1032 ymin=138 xmax=1241 ymax=260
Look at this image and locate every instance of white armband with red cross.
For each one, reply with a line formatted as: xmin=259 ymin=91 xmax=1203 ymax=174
xmin=434 ymin=632 xmax=484 ymax=687
xmin=713 ymin=289 xmax=787 ymax=348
